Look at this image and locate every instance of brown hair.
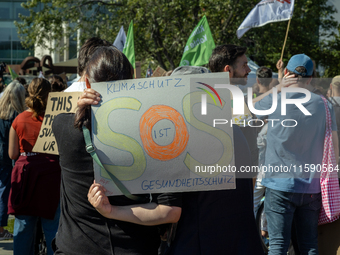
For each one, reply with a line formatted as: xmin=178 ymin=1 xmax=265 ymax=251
xmin=15 ymin=77 xmax=27 ymax=86
xmin=256 ymin=66 xmax=272 ymax=87
xmin=286 ymin=66 xmax=312 ymax=84
xmin=74 ymin=46 xmax=133 ymax=130
xmin=78 ymin=37 xmax=111 ymax=76
xmin=49 ymin=75 xmax=66 ymax=92
xmin=25 ymin=78 xmax=51 ymax=118
xmin=209 ymin=44 xmax=247 ymax=73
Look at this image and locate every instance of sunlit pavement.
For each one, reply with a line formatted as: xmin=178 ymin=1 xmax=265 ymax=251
xmin=0 ymin=239 xmax=13 ymax=255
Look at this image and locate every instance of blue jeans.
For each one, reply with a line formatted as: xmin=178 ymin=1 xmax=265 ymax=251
xmin=0 ymin=166 xmax=11 ymax=226
xmin=13 ymin=204 xmax=60 ymax=255
xmin=264 ymin=188 xmax=321 ymax=255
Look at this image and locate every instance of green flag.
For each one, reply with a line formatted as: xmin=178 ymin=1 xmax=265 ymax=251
xmin=8 ymin=66 xmax=19 ymax=80
xmin=180 ymin=16 xmax=215 ymax=67
xmin=123 ymin=20 xmax=136 ymax=69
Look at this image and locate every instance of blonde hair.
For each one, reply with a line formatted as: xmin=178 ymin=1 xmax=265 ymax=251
xmin=25 ymin=78 xmax=51 ymax=118
xmin=0 ymin=80 xmax=26 ymax=120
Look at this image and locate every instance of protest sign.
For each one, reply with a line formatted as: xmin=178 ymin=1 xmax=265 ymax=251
xmin=91 ymin=73 xmax=235 ymax=196
xmin=151 ymin=66 xmax=166 ymax=77
xmin=32 ymin=92 xmax=82 ymax=154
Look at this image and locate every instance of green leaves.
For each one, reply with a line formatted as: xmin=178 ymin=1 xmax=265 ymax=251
xmin=15 ymin=0 xmax=340 ymax=76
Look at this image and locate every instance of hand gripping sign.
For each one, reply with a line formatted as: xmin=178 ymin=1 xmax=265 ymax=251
xmin=91 ymin=73 xmax=235 ymax=195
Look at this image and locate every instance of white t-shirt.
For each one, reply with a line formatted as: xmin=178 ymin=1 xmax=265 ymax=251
xmin=64 ymin=81 xmax=86 ymax=92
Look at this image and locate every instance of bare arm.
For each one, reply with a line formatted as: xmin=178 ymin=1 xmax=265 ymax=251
xmin=83 ymin=90 xmax=182 ymax=225
xmin=88 ymin=182 xmax=181 ymax=225
xmin=276 ymin=60 xmax=284 ymax=81
xmin=332 ymin=131 xmax=339 ymax=163
xmin=252 ymin=74 xmax=298 ymax=104
xmin=8 ymin=126 xmax=20 ymax=160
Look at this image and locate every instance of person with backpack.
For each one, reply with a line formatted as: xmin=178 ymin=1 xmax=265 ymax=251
xmin=53 ymin=46 xmax=181 ymax=255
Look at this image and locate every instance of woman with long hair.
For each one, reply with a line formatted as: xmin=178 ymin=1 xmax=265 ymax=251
xmin=52 ymin=46 xmax=180 ymax=255
xmin=0 ymin=81 xmax=25 ymax=240
xmin=8 ymin=78 xmax=61 ymax=255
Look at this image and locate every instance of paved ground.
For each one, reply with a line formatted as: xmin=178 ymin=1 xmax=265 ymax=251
xmin=0 ymin=239 xmax=13 ymax=255
xmin=0 ymin=215 xmax=14 ymax=255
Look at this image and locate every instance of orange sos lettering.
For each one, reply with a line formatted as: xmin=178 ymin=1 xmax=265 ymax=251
xmin=140 ymin=105 xmax=189 ymax=161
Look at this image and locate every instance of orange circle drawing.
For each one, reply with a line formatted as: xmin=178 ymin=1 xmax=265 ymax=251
xmin=140 ymin=105 xmax=189 ymax=161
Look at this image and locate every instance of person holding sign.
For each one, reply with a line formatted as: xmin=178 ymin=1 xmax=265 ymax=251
xmin=64 ymin=37 xmax=112 ymax=92
xmin=8 ymin=78 xmax=61 ymax=255
xmin=52 ymin=46 xmax=181 ymax=255
xmin=82 ymin=65 xmax=264 ymax=255
xmin=0 ymin=80 xmax=25 ymax=240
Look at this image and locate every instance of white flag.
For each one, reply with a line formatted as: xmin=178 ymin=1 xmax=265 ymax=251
xmin=38 ymin=71 xmax=45 ymax=79
xmin=237 ymin=0 xmax=294 ymax=39
xmin=113 ymin=26 xmax=127 ymax=52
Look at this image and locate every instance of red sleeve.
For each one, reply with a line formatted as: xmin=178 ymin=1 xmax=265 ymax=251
xmin=11 ymin=111 xmax=43 ymax=153
xmin=11 ymin=113 xmax=19 ymax=131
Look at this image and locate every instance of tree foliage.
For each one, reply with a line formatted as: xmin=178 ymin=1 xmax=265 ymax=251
xmin=15 ymin=0 xmax=340 ymax=76
xmin=319 ymin=26 xmax=340 ymax=78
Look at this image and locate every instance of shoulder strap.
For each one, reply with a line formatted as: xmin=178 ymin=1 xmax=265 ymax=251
xmin=331 ymin=97 xmax=340 ymax=108
xmin=82 ymin=126 xmax=145 ymax=202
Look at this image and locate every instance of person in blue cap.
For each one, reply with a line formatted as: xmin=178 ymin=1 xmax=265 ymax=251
xmin=253 ymin=54 xmax=339 ymax=255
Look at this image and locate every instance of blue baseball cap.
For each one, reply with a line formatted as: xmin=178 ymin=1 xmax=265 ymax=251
xmin=286 ymin=54 xmax=314 ymax=76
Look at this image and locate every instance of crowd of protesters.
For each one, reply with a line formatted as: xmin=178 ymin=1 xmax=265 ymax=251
xmin=0 ymin=37 xmax=339 ymax=255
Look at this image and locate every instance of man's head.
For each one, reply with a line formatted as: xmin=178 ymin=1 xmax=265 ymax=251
xmin=285 ymin=54 xmax=313 ymax=85
xmin=208 ymin=44 xmax=251 ymax=85
xmin=256 ymin=66 xmax=272 ymax=87
xmin=78 ymin=37 xmax=112 ymax=77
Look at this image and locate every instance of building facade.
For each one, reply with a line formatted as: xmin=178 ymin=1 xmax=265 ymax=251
xmin=0 ymin=0 xmax=35 ymax=64
xmin=0 ymin=0 xmax=78 ymax=66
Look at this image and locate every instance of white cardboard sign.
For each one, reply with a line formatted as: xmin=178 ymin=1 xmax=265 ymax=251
xmin=91 ymin=73 xmax=235 ymax=195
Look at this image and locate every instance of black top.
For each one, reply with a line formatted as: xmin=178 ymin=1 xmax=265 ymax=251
xmin=52 ymin=113 xmax=173 ymax=255
xmin=168 ymin=125 xmax=264 ymax=255
xmin=0 ymin=112 xmax=17 ymax=169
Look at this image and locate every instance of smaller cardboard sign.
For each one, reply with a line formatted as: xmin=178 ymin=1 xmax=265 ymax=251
xmin=151 ymin=66 xmax=166 ymax=77
xmin=32 ymin=92 xmax=82 ymax=155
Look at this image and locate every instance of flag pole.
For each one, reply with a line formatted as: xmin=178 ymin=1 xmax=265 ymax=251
xmin=280 ymin=18 xmax=292 ymax=60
